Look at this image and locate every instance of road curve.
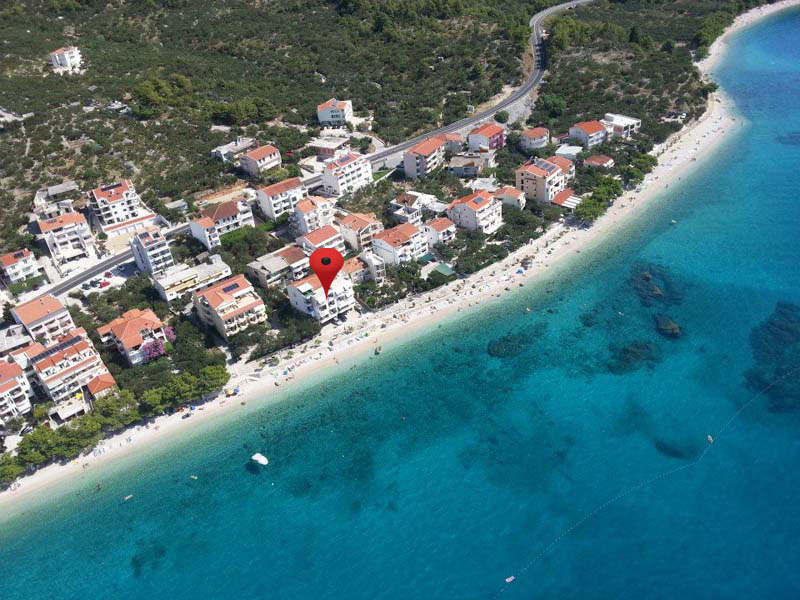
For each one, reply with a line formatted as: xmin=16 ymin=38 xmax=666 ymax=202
xmin=35 ymin=0 xmax=590 ymax=300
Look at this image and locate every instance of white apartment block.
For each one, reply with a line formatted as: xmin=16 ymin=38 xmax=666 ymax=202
xmin=88 ymin=180 xmax=158 ymax=237
xmin=494 ymin=186 xmax=526 ymax=210
xmin=372 ymin=223 xmax=429 ymax=266
xmin=317 ymin=98 xmax=354 ymax=126
xmin=0 ymin=360 xmax=34 ymax=426
xmin=154 ymin=254 xmax=232 ymax=302
xmin=288 ymin=274 xmax=355 ymax=324
xmin=97 ymin=309 xmax=167 ymax=366
xmin=211 ymin=136 xmax=255 ymax=162
xmin=520 ymin=127 xmax=550 ymax=151
xmin=291 ymin=196 xmax=335 ymax=235
xmin=130 ymin=228 xmax=174 ymax=276
xmin=337 ymin=212 xmax=384 ymax=251
xmin=32 ymin=181 xmax=78 ymax=219
xmin=447 ymin=191 xmax=503 ymax=236
xmin=12 ymin=295 xmax=75 ymax=345
xmin=247 ymin=244 xmax=310 ymax=289
xmin=422 ymin=217 xmax=457 ymax=247
xmin=256 ymin=177 xmax=307 ymax=220
xmin=193 ymin=275 xmax=267 ymax=340
xmin=601 ymin=113 xmax=641 ymax=139
xmin=569 ymin=120 xmax=608 ymax=148
xmin=190 ymin=199 xmax=254 ymax=250
xmin=239 ymin=145 xmax=282 ymax=177
xmin=1 ymin=249 xmax=41 ymax=284
xmin=322 ymin=153 xmax=372 ymax=197
xmin=49 ymin=46 xmax=82 ymax=71
xmin=36 ymin=212 xmax=96 ymax=270
xmin=390 ymin=193 xmax=425 ymax=226
xmin=547 ymin=155 xmax=576 ymax=179
xmin=515 ymin=158 xmax=566 ymax=203
xmin=343 ymin=254 xmax=387 ymax=286
xmin=403 ymin=137 xmax=445 ymax=179
xmin=296 ymin=224 xmax=346 ymax=256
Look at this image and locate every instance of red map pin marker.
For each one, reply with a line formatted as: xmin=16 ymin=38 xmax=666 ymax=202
xmin=309 ymin=247 xmax=344 ymax=299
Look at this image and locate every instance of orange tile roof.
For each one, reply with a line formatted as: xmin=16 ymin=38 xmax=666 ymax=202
xmin=13 ymin=295 xmax=66 ymax=325
xmin=408 ymin=137 xmax=445 ymax=157
xmin=87 ymin=373 xmax=116 ymax=396
xmin=495 ymin=186 xmax=524 ymax=198
xmin=436 ymin=133 xmax=463 ymax=143
xmin=289 ymin=273 xmax=324 ymax=290
xmin=301 ymin=224 xmax=340 ymax=246
xmin=0 ymin=360 xmax=23 ymax=383
xmin=201 ymin=199 xmax=245 ymax=223
xmin=295 ymin=196 xmax=331 ymax=214
xmin=338 ymin=212 xmax=380 ymax=231
xmin=373 ymin=223 xmax=420 ymax=247
xmin=193 ymin=216 xmax=215 ymax=229
xmin=552 ymin=188 xmax=576 ymax=206
xmin=97 ymin=309 xmax=164 ymax=350
xmin=522 ymin=127 xmax=549 ymax=138
xmin=90 ymin=180 xmax=134 ymax=204
xmin=259 ymin=177 xmax=303 ymax=196
xmin=449 ymin=191 xmax=493 ymax=211
xmin=425 ymin=217 xmax=455 ymax=232
xmin=317 ymin=98 xmax=349 ymax=111
xmin=574 ymin=120 xmax=606 ymax=135
xmin=342 ymin=257 xmax=366 ymax=274
xmin=194 ymin=274 xmax=253 ymax=310
xmin=276 ymin=244 xmax=308 ymax=264
xmin=37 ymin=212 xmax=87 ymax=233
xmin=546 ymin=155 xmax=574 ymax=174
xmin=1 ymin=249 xmax=33 ymax=267
xmin=243 ymin=145 xmax=280 ymax=161
xmin=325 ymin=153 xmax=362 ymax=170
xmin=584 ymin=154 xmax=614 ymax=167
xmin=469 ymin=123 xmax=505 ymax=138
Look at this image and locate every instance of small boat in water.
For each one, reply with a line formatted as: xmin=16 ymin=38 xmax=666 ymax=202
xmin=707 ymin=435 xmax=714 ymax=444
xmin=251 ymin=453 xmax=269 ymax=466
xmin=124 ymin=495 xmax=133 ymax=501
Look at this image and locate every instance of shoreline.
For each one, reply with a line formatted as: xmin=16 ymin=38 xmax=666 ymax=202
xmin=1 ymin=0 xmax=797 ymax=514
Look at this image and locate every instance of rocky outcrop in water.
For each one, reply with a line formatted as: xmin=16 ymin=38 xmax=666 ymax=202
xmin=630 ymin=263 xmax=683 ymax=307
xmin=607 ymin=341 xmax=661 ymax=374
xmin=745 ymin=301 xmax=800 ymax=411
xmin=654 ymin=314 xmax=682 ymax=339
xmin=487 ymin=334 xmax=531 ymax=358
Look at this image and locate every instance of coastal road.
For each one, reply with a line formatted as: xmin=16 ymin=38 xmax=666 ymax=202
xmin=35 ymin=0 xmax=591 ymax=300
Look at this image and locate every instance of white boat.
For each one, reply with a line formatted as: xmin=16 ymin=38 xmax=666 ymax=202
xmin=251 ymin=453 xmax=269 ymax=466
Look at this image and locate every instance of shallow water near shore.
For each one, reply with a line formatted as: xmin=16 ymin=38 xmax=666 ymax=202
xmin=3 ymin=8 xmax=800 ymax=599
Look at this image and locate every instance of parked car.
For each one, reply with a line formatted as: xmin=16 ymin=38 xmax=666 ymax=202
xmin=81 ymin=283 xmax=92 ymax=290
xmin=104 ymin=271 xmax=113 ymax=277
xmin=99 ymin=280 xmax=111 ymax=288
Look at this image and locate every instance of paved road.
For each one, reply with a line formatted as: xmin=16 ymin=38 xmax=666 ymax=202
xmin=39 ymin=0 xmax=591 ymax=300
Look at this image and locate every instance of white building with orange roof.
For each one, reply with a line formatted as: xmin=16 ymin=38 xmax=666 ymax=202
xmin=390 ymin=193 xmax=425 ymax=226
xmin=193 ymin=275 xmax=267 ymax=340
xmin=551 ymin=188 xmax=583 ymax=212
xmin=291 ymin=196 xmax=335 ymax=235
xmin=600 ymin=113 xmax=641 ymax=139
xmin=403 ymin=137 xmax=446 ymax=179
xmin=546 ymin=155 xmax=576 ymax=179
xmin=296 ymin=224 xmax=346 ymax=256
xmin=322 ymin=153 xmax=372 ymax=197
xmin=372 ymin=223 xmax=428 ymax=265
xmin=422 ymin=217 xmax=457 ymax=247
xmin=36 ymin=212 xmax=96 ymax=269
xmin=239 ymin=144 xmax=282 ymax=177
xmin=447 ymin=191 xmax=503 ymax=235
xmin=0 ymin=359 xmax=34 ymax=426
xmin=436 ymin=133 xmax=464 ymax=153
xmin=247 ymin=244 xmax=310 ymax=289
xmin=130 ymin=228 xmax=174 ymax=276
xmin=211 ymin=136 xmax=256 ymax=163
xmin=49 ymin=46 xmax=82 ymax=71
xmin=467 ymin=122 xmax=506 ymax=151
xmin=287 ymin=273 xmax=355 ymax=324
xmin=515 ymin=158 xmax=566 ymax=203
xmin=12 ymin=295 xmax=75 ymax=345
xmin=189 ymin=198 xmax=254 ymax=249
xmin=520 ymin=127 xmax=550 ymax=151
xmin=97 ymin=309 xmax=169 ymax=366
xmin=317 ymin=98 xmax=354 ymax=126
xmin=494 ymin=186 xmax=526 ymax=210
xmin=256 ymin=177 xmax=307 ymax=220
xmin=337 ymin=212 xmax=384 ymax=251
xmin=0 ymin=249 xmax=41 ymax=284
xmin=584 ymin=154 xmax=615 ymax=169
xmin=88 ymin=180 xmax=159 ymax=237
xmin=569 ymin=120 xmax=607 ymax=148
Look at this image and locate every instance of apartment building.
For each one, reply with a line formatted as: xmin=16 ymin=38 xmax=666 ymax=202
xmin=494 ymin=186 xmax=526 ymax=210
xmin=403 ymin=137 xmax=446 ymax=179
xmin=337 ymin=212 xmax=384 ymax=251
xmin=520 ymin=127 xmax=550 ymax=151
xmin=390 ymin=193 xmax=425 ymax=226
xmin=193 ymin=275 xmax=267 ymax=340
xmin=0 ymin=360 xmax=34 ymax=426
xmin=467 ymin=123 xmax=506 ymax=151
xmin=584 ymin=155 xmax=615 ymax=169
xmin=601 ymin=113 xmax=641 ymax=139
xmin=211 ymin=136 xmax=256 ymax=162
xmin=154 ymin=255 xmax=232 ymax=302
xmin=515 ymin=158 xmax=566 ymax=203
xmin=256 ymin=177 xmax=307 ymax=220
xmin=31 ymin=181 xmax=78 ymax=219
xmin=130 ymin=228 xmax=175 ymax=276
xmin=569 ymin=120 xmax=607 ymax=148
xmin=291 ymin=196 xmax=336 ymax=235
xmin=97 ymin=309 xmax=168 ymax=366
xmin=322 ymin=153 xmax=372 ymax=197
xmin=49 ymin=46 xmax=82 ymax=71
xmin=546 ymin=155 xmax=576 ymax=179
xmin=372 ymin=223 xmax=429 ymax=265
xmin=317 ymin=98 xmax=354 ymax=126
xmin=296 ymin=224 xmax=346 ymax=256
xmin=288 ymin=274 xmax=355 ymax=324
xmin=1 ymin=249 xmax=41 ymax=284
xmin=447 ymin=191 xmax=503 ymax=235
xmin=308 ymin=137 xmax=351 ymax=159
xmin=88 ymin=180 xmax=158 ymax=237
xmin=422 ymin=217 xmax=457 ymax=247
xmin=190 ymin=199 xmax=254 ymax=249
xmin=247 ymin=244 xmax=310 ymax=289
xmin=36 ymin=212 xmax=97 ymax=270
xmin=12 ymin=295 xmax=75 ymax=345
xmin=446 ymin=148 xmax=496 ymax=178
xmin=239 ymin=145 xmax=282 ymax=177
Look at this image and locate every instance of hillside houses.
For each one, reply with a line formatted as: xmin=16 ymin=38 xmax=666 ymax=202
xmin=190 ymin=199 xmax=254 ymax=249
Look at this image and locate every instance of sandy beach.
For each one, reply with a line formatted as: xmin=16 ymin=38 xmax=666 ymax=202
xmin=2 ymin=0 xmax=798 ymax=512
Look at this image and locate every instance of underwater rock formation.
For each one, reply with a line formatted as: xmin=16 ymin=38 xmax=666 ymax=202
xmin=630 ymin=262 xmax=683 ymax=307
xmin=487 ymin=334 xmax=531 ymax=358
xmin=607 ymin=341 xmax=661 ymax=374
xmin=654 ymin=314 xmax=682 ymax=338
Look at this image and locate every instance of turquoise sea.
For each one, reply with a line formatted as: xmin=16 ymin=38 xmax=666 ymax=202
xmin=3 ymin=9 xmax=800 ymax=599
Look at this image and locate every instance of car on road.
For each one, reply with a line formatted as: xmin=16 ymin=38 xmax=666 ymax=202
xmin=82 ymin=283 xmax=92 ymax=290
xmin=104 ymin=271 xmax=113 ymax=277
xmin=99 ymin=280 xmax=111 ymax=288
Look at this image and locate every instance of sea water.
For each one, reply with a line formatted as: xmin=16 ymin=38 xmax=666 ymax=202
xmin=2 ymin=9 xmax=800 ymax=599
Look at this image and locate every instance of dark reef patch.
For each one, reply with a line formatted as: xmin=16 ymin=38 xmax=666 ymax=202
xmin=607 ymin=341 xmax=662 ymax=374
xmin=776 ymin=132 xmax=800 ymax=146
xmin=654 ymin=314 xmax=683 ymax=339
xmin=630 ymin=262 xmax=683 ymax=307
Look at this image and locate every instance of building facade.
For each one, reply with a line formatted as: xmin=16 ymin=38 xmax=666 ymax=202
xmin=337 ymin=212 xmax=384 ymax=251
xmin=569 ymin=121 xmax=607 ymax=148
xmin=601 ymin=113 xmax=641 ymax=139
xmin=239 ymin=145 xmax=282 ymax=177
xmin=372 ymin=223 xmax=429 ymax=265
xmin=154 ymin=255 xmax=232 ymax=302
xmin=0 ymin=360 xmax=34 ymax=426
xmin=467 ymin=123 xmax=506 ymax=151
xmin=247 ymin=244 xmax=310 ymax=289
xmin=130 ymin=228 xmax=175 ymax=276
xmin=12 ymin=295 xmax=75 ymax=345
xmin=317 ymin=98 xmax=354 ymax=126
xmin=193 ymin=275 xmax=267 ymax=340
xmin=288 ymin=274 xmax=355 ymax=324
xmin=422 ymin=217 xmax=457 ymax=247
xmin=0 ymin=249 xmax=41 ymax=284
xmin=97 ymin=309 xmax=168 ymax=366
xmin=291 ymin=196 xmax=335 ymax=235
xmin=88 ymin=180 xmax=158 ymax=237
xmin=322 ymin=153 xmax=372 ymax=197
xmin=36 ymin=212 xmax=96 ymax=270
xmin=296 ymin=225 xmax=346 ymax=256
xmin=447 ymin=191 xmax=503 ymax=235
xmin=520 ymin=127 xmax=550 ymax=151
xmin=190 ymin=199 xmax=254 ymax=250
xmin=515 ymin=158 xmax=566 ymax=203
xmin=403 ymin=138 xmax=446 ymax=179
